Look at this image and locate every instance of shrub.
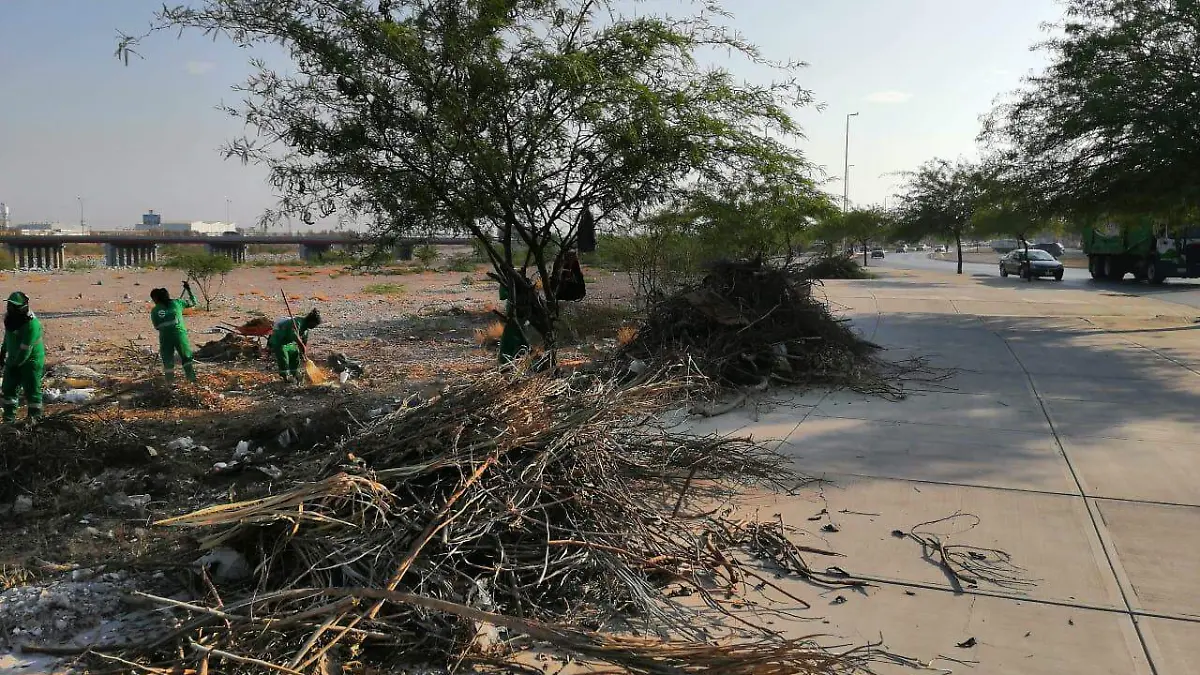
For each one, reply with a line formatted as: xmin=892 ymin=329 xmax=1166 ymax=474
xmin=167 ymin=252 xmax=236 ymax=310
xmin=801 ymin=254 xmax=871 ymax=280
xmin=362 ymin=283 xmax=406 ymax=296
xmin=0 ymin=249 xmax=14 ymax=271
xmin=415 ymin=244 xmax=439 ymax=269
xmin=447 ymin=253 xmax=477 ymax=273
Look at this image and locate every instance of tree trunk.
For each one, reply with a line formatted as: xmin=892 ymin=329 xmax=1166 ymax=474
xmin=861 ymin=241 xmax=868 ymax=267
xmin=955 ymin=233 xmax=963 ymax=275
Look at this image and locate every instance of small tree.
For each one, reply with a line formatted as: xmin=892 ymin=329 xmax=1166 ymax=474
xmin=168 ymin=252 xmax=235 ymax=310
xmin=893 ymin=160 xmax=982 ymax=274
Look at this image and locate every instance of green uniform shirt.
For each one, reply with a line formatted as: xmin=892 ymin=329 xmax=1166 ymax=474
xmin=269 ymin=316 xmax=312 ymax=350
xmin=2 ymin=313 xmax=44 ymax=369
xmin=151 ymin=289 xmax=197 ymax=333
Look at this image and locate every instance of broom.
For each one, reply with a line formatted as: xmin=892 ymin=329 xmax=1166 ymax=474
xmin=281 ymin=290 xmax=327 ymax=384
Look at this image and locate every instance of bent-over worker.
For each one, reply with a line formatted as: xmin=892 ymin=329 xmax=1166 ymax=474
xmin=150 ymin=283 xmax=198 ymax=384
xmin=268 ymin=308 xmax=322 ymax=382
xmin=1 ymin=292 xmax=45 ymax=423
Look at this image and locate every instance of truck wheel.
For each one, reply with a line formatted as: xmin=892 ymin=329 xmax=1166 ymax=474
xmin=1089 ymin=255 xmax=1106 ymax=280
xmin=1147 ymin=259 xmax=1168 ymax=285
xmin=1105 ymin=256 xmax=1124 ymax=281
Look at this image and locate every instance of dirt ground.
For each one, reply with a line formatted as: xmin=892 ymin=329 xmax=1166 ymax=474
xmin=0 ymin=256 xmax=637 ymax=655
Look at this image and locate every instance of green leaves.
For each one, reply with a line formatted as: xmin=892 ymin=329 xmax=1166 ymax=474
xmin=985 ymin=0 xmax=1200 ymax=218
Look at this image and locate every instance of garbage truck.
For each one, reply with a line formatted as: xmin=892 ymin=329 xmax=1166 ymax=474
xmin=1083 ymin=221 xmax=1200 ymax=284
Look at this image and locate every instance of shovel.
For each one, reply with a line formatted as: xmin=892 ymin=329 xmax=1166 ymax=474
xmin=280 ymin=290 xmax=327 ymax=385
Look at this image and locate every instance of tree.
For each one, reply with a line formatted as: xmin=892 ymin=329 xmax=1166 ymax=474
xmin=120 ymin=0 xmax=818 ymax=346
xmin=168 ymin=252 xmax=235 ymax=310
xmin=815 ymin=208 xmax=890 ymax=266
xmin=983 ymin=0 xmax=1200 ymax=220
xmin=893 ymin=159 xmax=981 ymax=274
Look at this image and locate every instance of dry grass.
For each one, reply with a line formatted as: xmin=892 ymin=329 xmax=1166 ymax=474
xmin=617 ymin=325 xmax=639 ymax=346
xmin=473 ymin=320 xmax=507 ymax=346
xmin=312 ymin=293 xmax=330 ymax=302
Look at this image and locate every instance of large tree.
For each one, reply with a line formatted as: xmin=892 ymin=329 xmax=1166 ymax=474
xmin=119 ymin=0 xmax=817 ymax=344
xmin=983 ymin=0 xmax=1200 ymax=219
xmin=892 ymin=159 xmax=981 ymax=274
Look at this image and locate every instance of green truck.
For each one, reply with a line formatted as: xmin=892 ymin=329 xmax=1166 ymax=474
xmin=1083 ymin=222 xmax=1200 ymax=284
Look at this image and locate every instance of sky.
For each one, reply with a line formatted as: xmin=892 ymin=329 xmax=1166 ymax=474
xmin=0 ymin=0 xmax=1064 ymax=231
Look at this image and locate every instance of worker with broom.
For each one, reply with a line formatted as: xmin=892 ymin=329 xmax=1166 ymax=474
xmin=1 ymin=291 xmax=46 ymax=424
xmin=268 ymin=308 xmax=322 ymax=383
xmin=150 ymin=282 xmax=199 ymax=385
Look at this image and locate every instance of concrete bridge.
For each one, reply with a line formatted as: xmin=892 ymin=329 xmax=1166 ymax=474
xmin=0 ymin=233 xmax=471 ymax=269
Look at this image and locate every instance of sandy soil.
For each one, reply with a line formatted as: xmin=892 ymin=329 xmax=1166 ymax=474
xmin=0 ymin=258 xmax=633 ymax=384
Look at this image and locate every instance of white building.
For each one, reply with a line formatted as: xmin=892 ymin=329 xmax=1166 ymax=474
xmin=12 ymin=222 xmax=65 ymax=235
xmin=134 ymin=211 xmax=236 ymax=236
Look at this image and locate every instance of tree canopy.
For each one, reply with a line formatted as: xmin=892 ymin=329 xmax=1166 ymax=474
xmin=815 ymin=207 xmax=890 ymax=265
xmin=983 ymin=0 xmax=1200 ymax=220
xmin=892 ymin=159 xmax=981 ymax=274
xmin=120 ymin=0 xmax=820 ymax=341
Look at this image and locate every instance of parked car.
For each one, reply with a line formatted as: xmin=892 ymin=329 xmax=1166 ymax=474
xmin=915 ymin=244 xmax=928 ymax=251
xmin=1000 ymin=248 xmax=1065 ymax=281
xmin=934 ymin=244 xmax=948 ymax=253
xmin=895 ymin=244 xmax=909 ymax=253
xmin=1032 ymin=242 xmax=1065 ymax=258
xmin=870 ymin=248 xmax=886 ymax=259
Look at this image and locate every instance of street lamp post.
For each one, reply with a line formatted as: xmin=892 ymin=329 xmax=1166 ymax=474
xmin=843 ymin=112 xmax=859 ymax=213
xmin=76 ymin=196 xmax=84 ymax=234
xmin=225 ymin=197 xmax=231 ymax=225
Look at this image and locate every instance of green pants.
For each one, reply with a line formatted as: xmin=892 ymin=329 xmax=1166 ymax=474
xmin=274 ymin=343 xmax=301 ymax=381
xmin=159 ymin=330 xmax=197 ymax=384
xmin=2 ymin=362 xmax=43 ymax=422
xmin=498 ymin=318 xmax=530 ymax=365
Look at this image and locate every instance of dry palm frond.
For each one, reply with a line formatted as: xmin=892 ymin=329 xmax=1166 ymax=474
xmin=109 ymin=369 xmax=887 ymax=673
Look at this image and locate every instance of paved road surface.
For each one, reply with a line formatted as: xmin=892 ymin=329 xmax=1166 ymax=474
xmin=874 ymin=251 xmax=1200 ymax=310
xmin=683 ymin=266 xmax=1200 ymax=674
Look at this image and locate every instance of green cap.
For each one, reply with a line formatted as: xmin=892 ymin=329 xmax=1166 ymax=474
xmin=6 ymin=292 xmax=27 ymax=307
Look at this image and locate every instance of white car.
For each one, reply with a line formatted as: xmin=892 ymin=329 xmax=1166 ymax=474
xmin=934 ymin=245 xmax=948 ymax=253
xmin=915 ymin=244 xmax=928 ymax=252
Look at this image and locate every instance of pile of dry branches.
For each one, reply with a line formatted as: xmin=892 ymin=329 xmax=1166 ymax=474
xmin=115 ymin=370 xmax=878 ymax=674
xmin=0 ymin=413 xmax=145 ymax=503
xmin=622 ymin=260 xmax=890 ymax=394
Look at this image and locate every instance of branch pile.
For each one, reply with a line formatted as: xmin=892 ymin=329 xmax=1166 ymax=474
xmin=623 ymin=260 xmax=889 ymax=393
xmin=111 ymin=370 xmax=879 ymax=674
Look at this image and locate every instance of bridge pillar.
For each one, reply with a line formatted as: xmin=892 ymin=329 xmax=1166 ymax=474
xmin=299 ymin=243 xmax=332 ymax=262
xmin=7 ymin=243 xmax=65 ymax=270
xmin=207 ymin=242 xmax=247 ymax=263
xmin=105 ymin=243 xmax=158 ymax=268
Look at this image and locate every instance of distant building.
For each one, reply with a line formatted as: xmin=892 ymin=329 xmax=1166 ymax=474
xmin=12 ymin=222 xmax=64 ymax=235
xmin=134 ymin=210 xmax=235 ymax=236
xmin=0 ymin=203 xmax=10 ymax=230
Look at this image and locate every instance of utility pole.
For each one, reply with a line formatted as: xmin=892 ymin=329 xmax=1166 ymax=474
xmin=225 ymin=197 xmax=231 ymax=225
xmin=77 ymin=196 xmax=84 ymax=234
xmin=843 ymin=112 xmax=859 ymax=212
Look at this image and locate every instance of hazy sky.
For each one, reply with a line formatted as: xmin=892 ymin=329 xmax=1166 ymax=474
xmin=0 ymin=0 xmax=1063 ymax=230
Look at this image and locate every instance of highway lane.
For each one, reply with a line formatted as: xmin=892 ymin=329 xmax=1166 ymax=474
xmin=873 ymin=251 xmax=1200 ymax=310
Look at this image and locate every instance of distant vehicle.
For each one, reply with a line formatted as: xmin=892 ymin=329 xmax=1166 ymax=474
xmin=1033 ymin=242 xmax=1065 ymax=258
xmin=871 ymin=249 xmax=886 ymax=259
xmin=999 ymin=249 xmax=1064 ymax=281
xmin=1083 ymin=222 xmax=1200 ymax=284
xmin=934 ymin=244 xmax=948 ymax=253
xmin=992 ymin=239 xmax=1020 ymax=253
xmin=895 ymin=244 xmax=909 ymax=253
xmin=915 ymin=244 xmax=928 ymax=251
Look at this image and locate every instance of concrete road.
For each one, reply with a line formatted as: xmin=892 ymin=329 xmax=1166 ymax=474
xmin=874 ymin=251 xmax=1200 ymax=310
xmin=689 ymin=267 xmax=1200 ymax=674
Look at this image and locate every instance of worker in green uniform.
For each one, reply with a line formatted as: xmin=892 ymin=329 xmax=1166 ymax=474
xmin=1 ymin=292 xmax=45 ymax=423
xmin=268 ymin=309 xmax=322 ymax=382
xmin=150 ymin=283 xmax=198 ymax=384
